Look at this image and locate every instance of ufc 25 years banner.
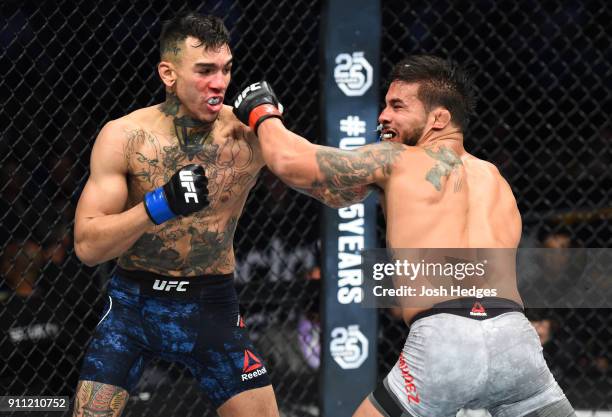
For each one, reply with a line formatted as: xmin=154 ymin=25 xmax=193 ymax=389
xmin=320 ymin=1 xmax=380 ymax=415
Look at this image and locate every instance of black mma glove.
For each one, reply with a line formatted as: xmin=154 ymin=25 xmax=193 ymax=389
xmin=233 ymin=81 xmax=283 ymax=133
xmin=143 ymin=164 xmax=209 ymax=225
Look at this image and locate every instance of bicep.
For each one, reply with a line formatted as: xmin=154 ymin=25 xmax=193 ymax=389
xmin=75 ymin=124 xmax=130 ymax=227
xmin=76 ymin=172 xmax=128 ymax=220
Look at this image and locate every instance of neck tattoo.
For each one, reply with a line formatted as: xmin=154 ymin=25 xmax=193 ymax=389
xmin=161 ymin=92 xmax=215 ymax=161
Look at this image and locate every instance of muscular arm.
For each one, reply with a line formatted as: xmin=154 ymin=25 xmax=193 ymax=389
xmin=256 ymin=118 xmax=404 ymax=191
xmin=294 ymin=185 xmax=374 ymax=208
xmin=243 ymin=124 xmax=374 ymax=208
xmin=74 ymin=121 xmax=154 ymax=266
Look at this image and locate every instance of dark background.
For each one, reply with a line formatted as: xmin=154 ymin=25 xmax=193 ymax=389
xmin=1 ymin=0 xmax=610 ymax=415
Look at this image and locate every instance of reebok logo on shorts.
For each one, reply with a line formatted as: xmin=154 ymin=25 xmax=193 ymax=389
xmin=241 ymin=349 xmax=267 ymax=381
xmin=470 ymin=302 xmax=487 ymax=317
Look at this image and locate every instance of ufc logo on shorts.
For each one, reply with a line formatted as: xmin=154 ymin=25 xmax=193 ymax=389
xmin=179 ymin=171 xmax=199 ymax=203
xmin=152 ymin=280 xmax=189 ymax=292
xmin=234 ymin=82 xmax=262 ymax=108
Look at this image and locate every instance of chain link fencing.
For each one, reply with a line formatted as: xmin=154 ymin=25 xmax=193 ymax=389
xmin=1 ymin=1 xmax=321 ymax=416
xmin=379 ymin=0 xmax=612 ymax=410
xmin=1 ymin=0 xmax=611 ymax=416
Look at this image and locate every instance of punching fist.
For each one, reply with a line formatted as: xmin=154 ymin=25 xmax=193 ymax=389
xmin=143 ymin=164 xmax=209 ymax=225
xmin=233 ymin=81 xmax=283 ymax=133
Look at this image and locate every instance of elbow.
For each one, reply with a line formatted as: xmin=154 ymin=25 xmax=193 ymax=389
xmin=74 ymin=240 xmax=102 ymax=267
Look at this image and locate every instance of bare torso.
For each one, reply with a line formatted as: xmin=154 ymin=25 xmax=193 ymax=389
xmin=381 ymin=142 xmax=522 ymax=322
xmin=115 ymin=105 xmax=262 ymax=276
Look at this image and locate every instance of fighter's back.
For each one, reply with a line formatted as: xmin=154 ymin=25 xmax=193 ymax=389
xmin=382 ymin=143 xmax=523 ymax=318
xmin=384 ymin=143 xmax=521 ymax=250
xmin=239 ymin=55 xmax=575 ymax=417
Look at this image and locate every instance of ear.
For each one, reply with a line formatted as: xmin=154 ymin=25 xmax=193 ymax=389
xmin=430 ymin=107 xmax=451 ymax=130
xmin=158 ymin=60 xmax=177 ymax=89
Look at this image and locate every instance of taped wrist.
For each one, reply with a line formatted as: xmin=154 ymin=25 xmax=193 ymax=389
xmin=249 ymin=104 xmax=283 ymax=132
xmin=144 ymin=187 xmax=176 ymax=225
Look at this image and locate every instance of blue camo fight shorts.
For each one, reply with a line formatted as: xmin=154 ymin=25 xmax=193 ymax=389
xmin=79 ymin=267 xmax=270 ymax=408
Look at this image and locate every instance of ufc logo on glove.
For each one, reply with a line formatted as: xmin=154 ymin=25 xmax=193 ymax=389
xmin=180 ymin=171 xmax=199 ymax=203
xmin=234 ymin=82 xmax=262 ymax=108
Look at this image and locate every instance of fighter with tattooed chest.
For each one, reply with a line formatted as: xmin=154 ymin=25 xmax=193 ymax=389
xmin=233 ymin=55 xmax=576 ymax=417
xmin=72 ymin=13 xmax=286 ymax=417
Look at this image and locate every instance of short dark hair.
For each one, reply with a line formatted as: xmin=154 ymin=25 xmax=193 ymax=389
xmin=160 ymin=13 xmax=230 ymax=60
xmin=390 ymin=55 xmax=476 ymax=131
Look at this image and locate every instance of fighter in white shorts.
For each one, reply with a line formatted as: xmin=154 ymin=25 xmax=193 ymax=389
xmin=232 ymin=55 xmax=576 ymax=417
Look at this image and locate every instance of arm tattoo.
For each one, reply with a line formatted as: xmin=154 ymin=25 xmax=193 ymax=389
xmin=424 ymin=146 xmax=463 ymax=192
xmin=314 ymin=142 xmax=404 ymax=189
xmin=295 ymin=185 xmax=373 ymax=208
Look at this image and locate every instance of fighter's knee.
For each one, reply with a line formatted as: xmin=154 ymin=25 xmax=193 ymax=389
xmin=217 ymin=385 xmax=279 ymax=417
xmin=72 ymin=380 xmax=128 ymax=417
